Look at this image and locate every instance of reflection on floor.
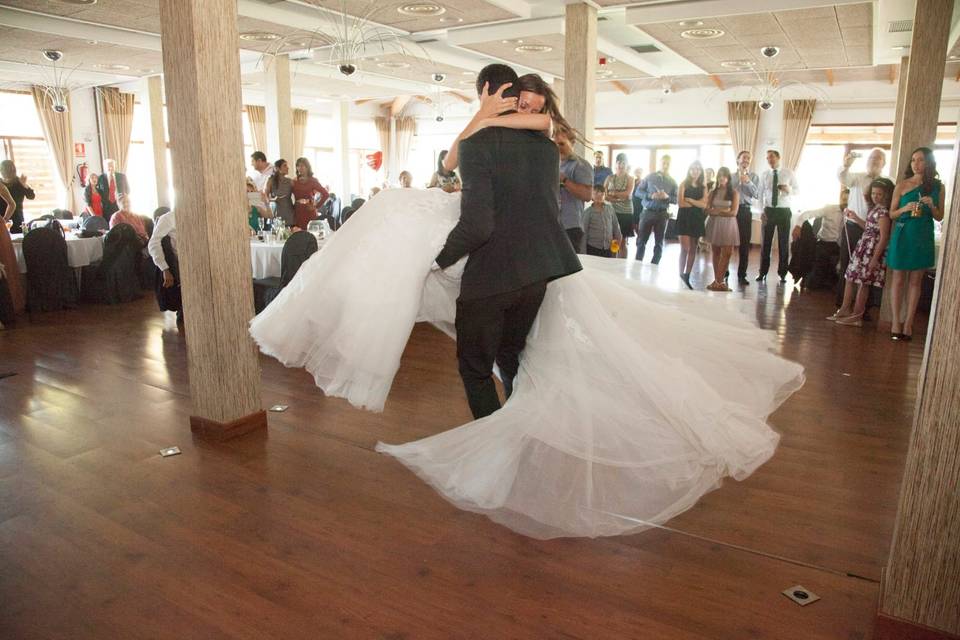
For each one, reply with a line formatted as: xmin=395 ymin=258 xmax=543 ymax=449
xmin=0 ymin=240 xmax=925 ymax=639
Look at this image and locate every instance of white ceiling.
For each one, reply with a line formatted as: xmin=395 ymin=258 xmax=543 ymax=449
xmin=0 ymin=0 xmax=957 ymax=107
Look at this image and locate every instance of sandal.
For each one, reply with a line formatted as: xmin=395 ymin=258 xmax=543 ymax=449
xmin=836 ymin=314 xmax=863 ymax=327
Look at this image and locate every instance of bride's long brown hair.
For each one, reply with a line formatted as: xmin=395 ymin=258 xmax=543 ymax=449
xmin=514 ymin=74 xmax=584 ymax=146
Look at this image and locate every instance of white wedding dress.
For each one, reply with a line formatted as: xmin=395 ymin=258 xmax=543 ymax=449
xmin=250 ymin=188 xmax=805 ymax=539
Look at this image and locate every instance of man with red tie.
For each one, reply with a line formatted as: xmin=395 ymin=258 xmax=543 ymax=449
xmin=97 ymin=158 xmax=129 ymax=223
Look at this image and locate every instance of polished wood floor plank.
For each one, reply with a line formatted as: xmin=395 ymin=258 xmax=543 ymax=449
xmin=0 ymin=245 xmax=923 ymax=638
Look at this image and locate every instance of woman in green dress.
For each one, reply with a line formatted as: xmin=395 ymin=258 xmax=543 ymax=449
xmin=887 ymin=147 xmax=945 ymax=341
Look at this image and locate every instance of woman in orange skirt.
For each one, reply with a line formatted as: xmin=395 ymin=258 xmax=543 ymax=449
xmin=0 ymin=181 xmax=25 ymax=314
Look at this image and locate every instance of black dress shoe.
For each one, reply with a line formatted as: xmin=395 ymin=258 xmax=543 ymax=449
xmin=738 ymin=277 xmax=749 ymax=286
xmin=755 ymin=275 xmax=766 ymax=282
xmin=779 ymin=276 xmax=787 ymax=283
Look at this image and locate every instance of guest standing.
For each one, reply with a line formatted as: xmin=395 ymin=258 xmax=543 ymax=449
xmin=292 ymin=157 xmax=329 ymax=230
xmin=0 ymin=160 xmax=35 ymax=234
xmin=84 ymin=172 xmax=104 ymax=218
xmin=837 ymin=148 xmax=888 ymax=306
xmin=635 ymin=154 xmax=678 ymax=264
xmin=593 ymin=150 xmax=612 ymax=187
xmin=705 ymin=167 xmax=716 ymax=192
xmin=604 ymin=154 xmax=635 ymax=258
xmin=887 ymin=147 xmax=944 ymax=341
xmin=757 ymin=149 xmax=798 ymax=283
xmin=555 ymin=127 xmax=593 ymax=253
xmin=147 ymin=208 xmax=183 ymax=326
xmin=250 ymin=151 xmax=273 ymax=192
xmin=676 ymin=160 xmax=708 ymax=289
xmin=428 ymin=151 xmax=462 ymax=192
xmin=97 ymin=159 xmax=129 ymax=222
xmin=267 ymin=158 xmax=295 ymax=227
xmin=704 ymin=167 xmax=740 ymax=292
xmin=0 ymin=181 xmax=24 ymax=314
xmin=828 ymin=178 xmax=894 ymax=326
xmin=581 ymin=184 xmax=621 ymax=257
xmin=733 ymin=151 xmax=760 ymax=285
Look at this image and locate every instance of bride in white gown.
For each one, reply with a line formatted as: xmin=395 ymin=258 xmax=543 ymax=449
xmin=250 ymin=78 xmax=804 ymax=539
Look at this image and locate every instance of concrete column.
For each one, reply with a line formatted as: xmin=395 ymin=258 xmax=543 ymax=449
xmin=335 ymin=100 xmax=351 ymax=200
xmin=146 ymin=75 xmax=170 ymax=209
xmin=563 ymin=3 xmax=596 ymax=157
xmin=265 ymin=54 xmax=295 ymax=163
xmin=158 ymin=0 xmax=265 ymax=440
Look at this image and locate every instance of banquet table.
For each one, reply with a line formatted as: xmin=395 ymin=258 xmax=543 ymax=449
xmin=11 ymin=232 xmax=104 ymax=274
xmin=249 ymin=235 xmax=326 ymax=279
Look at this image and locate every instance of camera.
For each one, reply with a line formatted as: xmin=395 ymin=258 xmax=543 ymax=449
xmin=759 ymin=99 xmax=773 ymax=111
xmin=338 ymin=63 xmax=357 ymax=76
xmin=435 ymin=114 xmax=444 ymax=122
xmin=432 ymin=72 xmax=446 ymax=83
xmin=662 ymin=87 xmax=672 ymax=95
xmin=52 ymin=103 xmax=68 ymax=113
xmin=42 ymin=49 xmax=63 ymax=63
xmin=760 ymin=46 xmax=780 ymax=58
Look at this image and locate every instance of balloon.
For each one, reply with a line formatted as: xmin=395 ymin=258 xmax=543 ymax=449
xmin=366 ymin=151 xmax=383 ymax=171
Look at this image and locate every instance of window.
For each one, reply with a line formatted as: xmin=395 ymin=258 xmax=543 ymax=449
xmin=0 ymin=91 xmax=66 ymax=219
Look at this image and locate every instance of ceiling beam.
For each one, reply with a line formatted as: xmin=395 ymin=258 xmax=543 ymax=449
xmin=596 ymin=33 xmax=664 ymax=78
xmin=610 ymin=80 xmax=631 ymax=95
xmin=0 ymin=5 xmax=161 ymax=51
xmin=710 ymin=74 xmax=724 ymax=90
xmin=888 ymin=64 xmax=897 ymax=85
xmin=390 ymin=95 xmax=411 ymax=117
xmin=478 ymin=0 xmax=532 ymax=20
xmin=825 ymin=69 xmax=835 ymax=86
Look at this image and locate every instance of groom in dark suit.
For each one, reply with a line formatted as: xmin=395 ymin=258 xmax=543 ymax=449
xmin=435 ymin=64 xmax=582 ymax=419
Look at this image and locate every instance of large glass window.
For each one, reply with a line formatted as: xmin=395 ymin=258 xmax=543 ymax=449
xmin=0 ymin=91 xmax=66 ymax=219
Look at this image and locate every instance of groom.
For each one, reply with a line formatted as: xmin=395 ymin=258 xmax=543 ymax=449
xmin=435 ymin=64 xmax=582 ymax=419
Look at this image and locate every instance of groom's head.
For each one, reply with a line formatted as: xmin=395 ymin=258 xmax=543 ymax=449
xmin=476 ymin=63 xmax=519 ymax=99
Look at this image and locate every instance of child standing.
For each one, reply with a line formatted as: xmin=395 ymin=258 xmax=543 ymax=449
xmin=581 ymin=184 xmax=623 ymax=257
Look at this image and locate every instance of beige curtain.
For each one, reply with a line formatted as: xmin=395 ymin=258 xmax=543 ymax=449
xmin=782 ymin=99 xmax=817 ymax=171
xmin=31 ymin=86 xmax=78 ymax=212
xmin=394 ymin=116 xmax=416 ymax=176
xmin=97 ymin=87 xmax=135 ymax=172
xmin=246 ymin=105 xmax=267 ymax=153
xmin=292 ymin=108 xmax=308 ymax=159
xmin=727 ymin=101 xmax=761 ymax=158
xmin=374 ymin=115 xmax=391 ymax=178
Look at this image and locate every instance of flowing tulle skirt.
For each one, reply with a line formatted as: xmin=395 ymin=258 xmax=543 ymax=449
xmin=250 ymin=189 xmax=805 ymax=539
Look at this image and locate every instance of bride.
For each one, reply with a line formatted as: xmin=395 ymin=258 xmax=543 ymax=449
xmin=249 ymin=75 xmax=805 ymax=539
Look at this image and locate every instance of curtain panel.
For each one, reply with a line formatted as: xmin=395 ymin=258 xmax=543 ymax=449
xmin=726 ymin=101 xmax=761 ymax=158
xmin=97 ymin=87 xmax=135 ymax=172
xmin=31 ymin=86 xmax=78 ymax=212
xmin=292 ymin=108 xmax=309 ymax=159
xmin=394 ymin=116 xmax=417 ymax=179
xmin=374 ymin=116 xmax=391 ymax=179
xmin=246 ymin=105 xmax=267 ymax=154
xmin=782 ymin=99 xmax=817 ymax=171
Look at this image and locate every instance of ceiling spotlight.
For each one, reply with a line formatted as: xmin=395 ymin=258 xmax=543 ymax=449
xmin=759 ymin=99 xmax=774 ymax=110
xmin=397 ymin=3 xmax=445 ymax=16
xmin=339 ymin=63 xmax=357 ymax=76
xmin=515 ymin=44 xmax=553 ymax=54
xmin=760 ymin=46 xmax=781 ymax=58
xmin=42 ymin=49 xmax=64 ymax=62
xmin=240 ymin=32 xmax=281 ymax=42
xmin=680 ymin=28 xmax=724 ymax=40
xmin=432 ymin=72 xmax=447 ymax=82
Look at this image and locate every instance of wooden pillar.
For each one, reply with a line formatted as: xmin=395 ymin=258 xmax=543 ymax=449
xmin=389 ymin=115 xmax=397 ymax=184
xmin=146 ymin=75 xmax=170 ymax=209
xmin=889 ymin=56 xmax=910 ymax=178
xmin=158 ymin=0 xmax=266 ymax=440
xmin=265 ymin=53 xmax=295 ymax=163
xmin=552 ymin=78 xmax=564 ymax=113
xmin=563 ymin=3 xmax=596 ymax=157
xmin=335 ymin=101 xmax=351 ymax=200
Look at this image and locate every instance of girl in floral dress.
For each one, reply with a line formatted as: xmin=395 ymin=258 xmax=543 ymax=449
xmin=828 ymin=177 xmax=895 ymax=327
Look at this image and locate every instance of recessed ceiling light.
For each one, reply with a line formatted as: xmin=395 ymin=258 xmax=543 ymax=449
xmin=461 ymin=71 xmax=474 ymax=75
xmin=950 ymin=55 xmax=959 ymax=60
xmin=720 ymin=59 xmax=756 ymax=69
xmin=892 ymin=45 xmax=910 ymax=51
xmin=678 ymin=20 xmax=703 ymax=27
xmin=58 ymin=0 xmax=97 ymax=4
xmin=439 ymin=17 xmax=463 ymax=23
xmin=515 ymin=44 xmax=553 ymax=54
xmin=377 ymin=61 xmax=411 ymax=69
xmin=240 ymin=32 xmax=281 ymax=42
xmin=86 ymin=40 xmax=99 ymax=45
xmin=681 ymin=28 xmax=725 ymax=40
xmin=397 ymin=3 xmax=445 ymax=17
xmin=139 ymin=68 xmax=154 ymax=74
xmin=501 ymin=40 xmax=510 ymax=44
xmin=95 ymin=63 xmax=131 ymax=71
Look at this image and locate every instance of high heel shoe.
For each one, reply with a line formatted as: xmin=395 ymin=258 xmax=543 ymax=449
xmin=680 ymin=273 xmax=694 ymax=290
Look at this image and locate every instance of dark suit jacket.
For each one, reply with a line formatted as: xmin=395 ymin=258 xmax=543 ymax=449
xmin=97 ymin=172 xmax=130 ymax=201
xmin=436 ymin=128 xmax=582 ymax=301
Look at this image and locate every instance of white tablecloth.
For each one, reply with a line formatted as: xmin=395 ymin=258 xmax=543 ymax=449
xmin=250 ymin=238 xmax=284 ymax=279
xmin=11 ymin=233 xmax=105 ymax=274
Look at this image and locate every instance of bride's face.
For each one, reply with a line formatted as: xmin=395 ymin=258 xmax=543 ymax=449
xmin=518 ymin=91 xmax=546 ymax=114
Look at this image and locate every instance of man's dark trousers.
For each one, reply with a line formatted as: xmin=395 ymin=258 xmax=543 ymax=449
xmin=760 ymin=207 xmax=792 ymax=278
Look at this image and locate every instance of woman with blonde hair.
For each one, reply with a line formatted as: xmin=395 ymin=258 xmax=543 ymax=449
xmin=291 ymin=157 xmax=329 ymax=230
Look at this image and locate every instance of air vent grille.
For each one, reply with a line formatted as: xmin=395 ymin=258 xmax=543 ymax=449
xmin=888 ymin=20 xmax=913 ymax=33
xmin=629 ymin=44 xmax=661 ymax=54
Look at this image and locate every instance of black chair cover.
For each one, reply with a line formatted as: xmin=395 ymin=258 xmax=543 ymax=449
xmin=154 ymin=236 xmax=182 ymax=314
xmin=788 ymin=221 xmax=816 ymax=285
xmin=252 ymin=231 xmax=319 ymax=313
xmin=22 ymin=224 xmax=77 ymax=312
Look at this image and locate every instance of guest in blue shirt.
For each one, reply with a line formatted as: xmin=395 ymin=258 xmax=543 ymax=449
xmin=635 ymin=155 xmax=678 ymax=263
xmin=593 ymin=150 xmax=613 ymax=188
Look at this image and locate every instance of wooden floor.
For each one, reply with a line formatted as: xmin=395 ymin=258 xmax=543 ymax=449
xmin=0 ymin=243 xmax=926 ymax=639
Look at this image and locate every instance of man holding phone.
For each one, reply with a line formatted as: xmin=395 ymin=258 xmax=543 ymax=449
xmin=757 ymin=149 xmax=799 ymax=283
xmin=837 ymin=148 xmax=888 ymax=307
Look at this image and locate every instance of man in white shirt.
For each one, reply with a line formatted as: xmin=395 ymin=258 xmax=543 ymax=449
xmin=250 ymin=151 xmax=273 ymax=193
xmin=791 ymin=187 xmax=846 ymax=290
xmin=757 ymin=149 xmax=799 ymax=283
xmin=147 ymin=210 xmax=182 ymax=325
xmin=837 ymin=148 xmax=888 ymax=305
